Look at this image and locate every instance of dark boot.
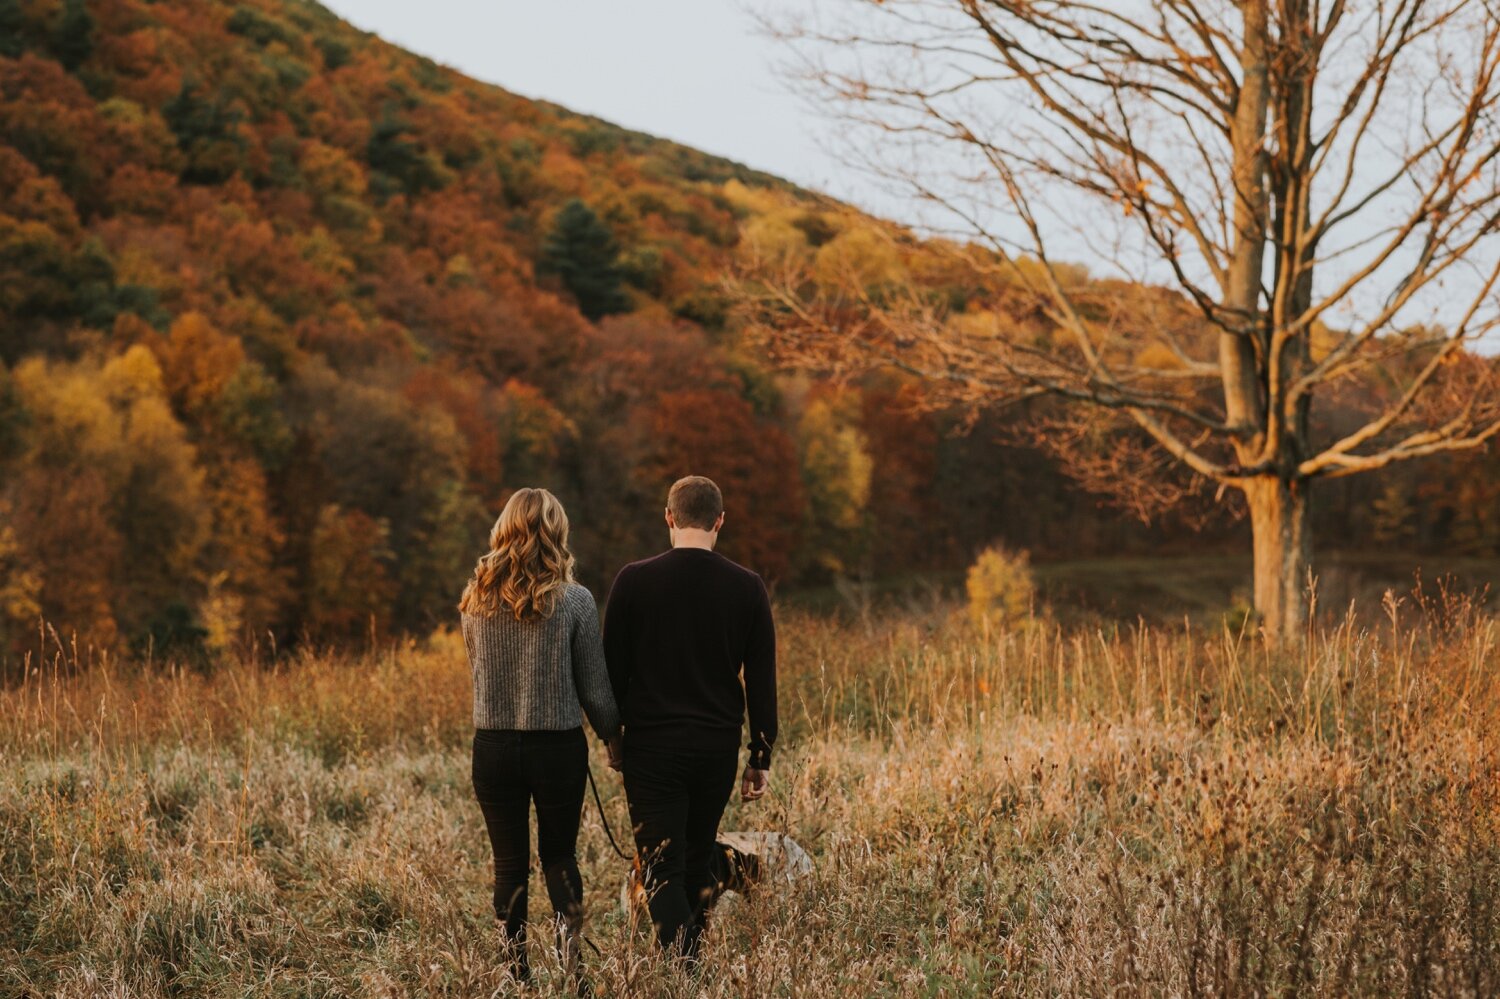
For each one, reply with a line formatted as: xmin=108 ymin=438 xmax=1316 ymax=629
xmin=543 ymin=860 xmax=589 ymax=996
xmin=496 ymin=882 xmax=531 ymax=985
xmin=557 ymin=917 xmax=588 ymax=996
xmin=501 ymin=926 xmax=531 ymax=985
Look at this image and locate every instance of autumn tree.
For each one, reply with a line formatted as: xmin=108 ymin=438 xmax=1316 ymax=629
xmin=0 ymin=1 xmax=25 ymax=58
xmin=542 ymin=198 xmax=630 ymax=321
xmin=794 ymin=388 xmax=874 ymax=577
xmin=649 ymin=389 xmax=804 ymax=581
xmin=0 ymin=503 xmax=41 ymax=659
xmin=305 ymin=504 xmax=396 ymax=643
xmin=6 ymin=347 xmax=209 ymax=645
xmin=298 ymin=362 xmax=485 ymax=632
xmin=747 ymin=0 xmax=1500 ymax=638
xmin=50 ymin=0 xmax=94 ymax=71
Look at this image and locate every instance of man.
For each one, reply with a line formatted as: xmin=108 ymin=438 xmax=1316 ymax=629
xmin=603 ymin=475 xmax=778 ymax=962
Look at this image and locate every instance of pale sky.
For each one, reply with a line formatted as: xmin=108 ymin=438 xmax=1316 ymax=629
xmin=319 ymin=1 xmax=1496 ymax=347
xmin=318 ymin=0 xmax=908 ymax=220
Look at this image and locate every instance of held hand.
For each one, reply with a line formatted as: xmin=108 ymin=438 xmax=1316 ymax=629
xmin=741 ymin=766 xmax=769 ymax=803
xmin=606 ymin=735 xmax=624 ymax=772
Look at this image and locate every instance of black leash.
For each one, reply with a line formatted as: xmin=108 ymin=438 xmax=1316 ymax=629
xmin=579 ymin=763 xmax=632 ymax=960
xmin=587 ymin=761 xmax=632 ymax=861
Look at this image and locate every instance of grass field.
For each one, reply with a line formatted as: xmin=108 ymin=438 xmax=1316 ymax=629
xmin=3 ymin=591 xmax=1500 ymax=996
xmin=789 ymin=553 xmax=1500 ymax=627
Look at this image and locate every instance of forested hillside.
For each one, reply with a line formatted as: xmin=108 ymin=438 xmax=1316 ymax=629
xmin=0 ymin=0 xmax=1493 ymax=659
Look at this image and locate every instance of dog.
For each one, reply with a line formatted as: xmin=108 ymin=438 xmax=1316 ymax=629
xmin=619 ymin=831 xmax=813 ymax=914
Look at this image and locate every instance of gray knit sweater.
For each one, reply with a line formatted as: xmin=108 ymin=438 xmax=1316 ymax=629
xmin=461 ymin=583 xmax=622 ymax=738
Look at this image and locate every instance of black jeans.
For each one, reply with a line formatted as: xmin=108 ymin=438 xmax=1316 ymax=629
xmin=471 ymin=727 xmax=588 ymax=957
xmin=622 ymin=741 xmax=739 ymax=959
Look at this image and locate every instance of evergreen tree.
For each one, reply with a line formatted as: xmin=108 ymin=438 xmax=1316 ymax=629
xmin=0 ymin=0 xmax=25 ymax=58
xmin=51 ymin=0 xmax=93 ymax=71
xmin=366 ymin=112 xmax=448 ymax=197
xmin=541 ymin=199 xmax=629 ymax=321
xmin=163 ymin=79 xmax=247 ymax=184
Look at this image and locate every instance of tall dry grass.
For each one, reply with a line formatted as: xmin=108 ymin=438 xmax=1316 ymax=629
xmin=2 ymin=593 xmax=1498 ymax=996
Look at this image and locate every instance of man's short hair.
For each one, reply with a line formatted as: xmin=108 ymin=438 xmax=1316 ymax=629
xmin=667 ymin=475 xmax=723 ymax=530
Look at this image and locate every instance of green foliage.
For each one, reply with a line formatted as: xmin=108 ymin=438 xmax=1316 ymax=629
xmin=541 ymin=199 xmax=629 ymax=321
xmin=132 ymin=601 xmax=209 ymax=664
xmin=966 ymin=544 xmax=1036 ymax=629
xmin=63 ymin=236 xmax=121 ymax=326
xmin=618 ymin=243 xmax=666 ymax=294
xmin=313 ymin=32 xmax=351 ymax=70
xmin=215 ymin=365 xmax=294 ymax=469
xmin=365 ymin=111 xmax=449 ymax=197
xmin=0 ymin=0 xmax=25 ymax=58
xmin=226 ymin=8 xmax=298 ymax=49
xmin=672 ymin=286 xmax=730 ymax=331
xmin=50 ymin=0 xmax=93 ymax=71
xmin=261 ymin=51 xmax=311 ymax=90
xmin=565 ymin=123 xmax=622 ymax=158
xmin=0 ymin=216 xmax=74 ymax=326
xmin=163 ymin=80 xmax=248 ymax=184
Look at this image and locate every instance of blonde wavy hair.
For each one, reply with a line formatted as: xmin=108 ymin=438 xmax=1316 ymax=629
xmin=459 ymin=488 xmax=576 ymax=621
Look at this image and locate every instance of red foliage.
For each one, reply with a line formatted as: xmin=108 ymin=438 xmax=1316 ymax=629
xmin=648 ymin=390 xmax=803 ymax=582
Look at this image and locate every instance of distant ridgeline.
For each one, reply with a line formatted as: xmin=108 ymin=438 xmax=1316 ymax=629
xmin=0 ymin=0 xmax=1491 ymax=658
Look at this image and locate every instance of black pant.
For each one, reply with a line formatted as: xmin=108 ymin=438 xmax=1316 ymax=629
xmin=622 ymin=741 xmax=739 ymax=959
xmin=471 ymin=727 xmax=588 ymax=954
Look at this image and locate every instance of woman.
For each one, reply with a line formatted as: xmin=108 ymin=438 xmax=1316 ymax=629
xmin=460 ymin=487 xmax=622 ymax=988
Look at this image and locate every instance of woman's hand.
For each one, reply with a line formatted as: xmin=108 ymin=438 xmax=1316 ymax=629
xmin=606 ymin=735 xmax=624 ymax=771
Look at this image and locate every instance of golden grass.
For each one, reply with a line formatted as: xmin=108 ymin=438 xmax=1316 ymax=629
xmin=2 ymin=597 xmax=1499 ymax=996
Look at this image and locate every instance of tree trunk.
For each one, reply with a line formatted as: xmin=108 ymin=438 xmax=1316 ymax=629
xmin=1245 ymin=475 xmax=1311 ymax=641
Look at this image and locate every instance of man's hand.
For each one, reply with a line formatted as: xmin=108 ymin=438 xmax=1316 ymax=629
xmin=741 ymin=766 xmax=769 ymax=802
xmin=606 ymin=735 xmax=624 ymax=772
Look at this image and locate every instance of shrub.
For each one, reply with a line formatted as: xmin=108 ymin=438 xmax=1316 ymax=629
xmin=965 ymin=544 xmax=1035 ymax=629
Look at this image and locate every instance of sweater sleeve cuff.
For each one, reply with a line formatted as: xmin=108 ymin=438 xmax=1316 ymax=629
xmin=589 ymin=716 xmax=623 ymax=742
xmin=748 ymin=746 xmax=772 ymax=770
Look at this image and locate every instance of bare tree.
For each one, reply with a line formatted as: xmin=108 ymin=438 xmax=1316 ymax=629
xmin=741 ymin=0 xmax=1500 ymax=638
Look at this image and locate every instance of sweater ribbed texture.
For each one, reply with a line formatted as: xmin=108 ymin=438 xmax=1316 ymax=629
xmin=462 ymin=582 xmax=621 ymax=738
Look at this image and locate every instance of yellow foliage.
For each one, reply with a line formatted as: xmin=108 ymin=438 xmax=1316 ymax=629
xmin=813 ymin=226 xmax=904 ymax=289
xmin=11 ymin=349 xmax=209 ymax=589
xmin=721 ymin=178 xmax=782 ymax=214
xmin=199 ymin=571 xmax=243 ymax=658
xmin=947 ymin=308 xmax=1005 ymax=341
xmin=1134 ymin=342 xmax=1187 ymax=371
xmin=799 ymin=395 xmax=873 ymax=533
xmin=795 ymin=393 xmax=874 ymax=576
xmin=13 ymin=355 xmax=120 ymax=470
xmin=0 ymin=511 xmax=41 ymax=630
xmin=1310 ymin=321 xmax=1342 ymax=362
xmin=300 ymin=139 xmax=367 ymax=199
xmin=100 ymin=343 xmax=167 ymax=404
xmin=159 ymin=312 xmax=246 ymax=414
xmin=296 ymin=225 xmax=355 ymax=281
xmin=966 ymin=544 xmax=1036 ymax=628
xmin=740 ymin=213 xmax=808 ymax=264
xmin=201 ymin=456 xmax=287 ymax=631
